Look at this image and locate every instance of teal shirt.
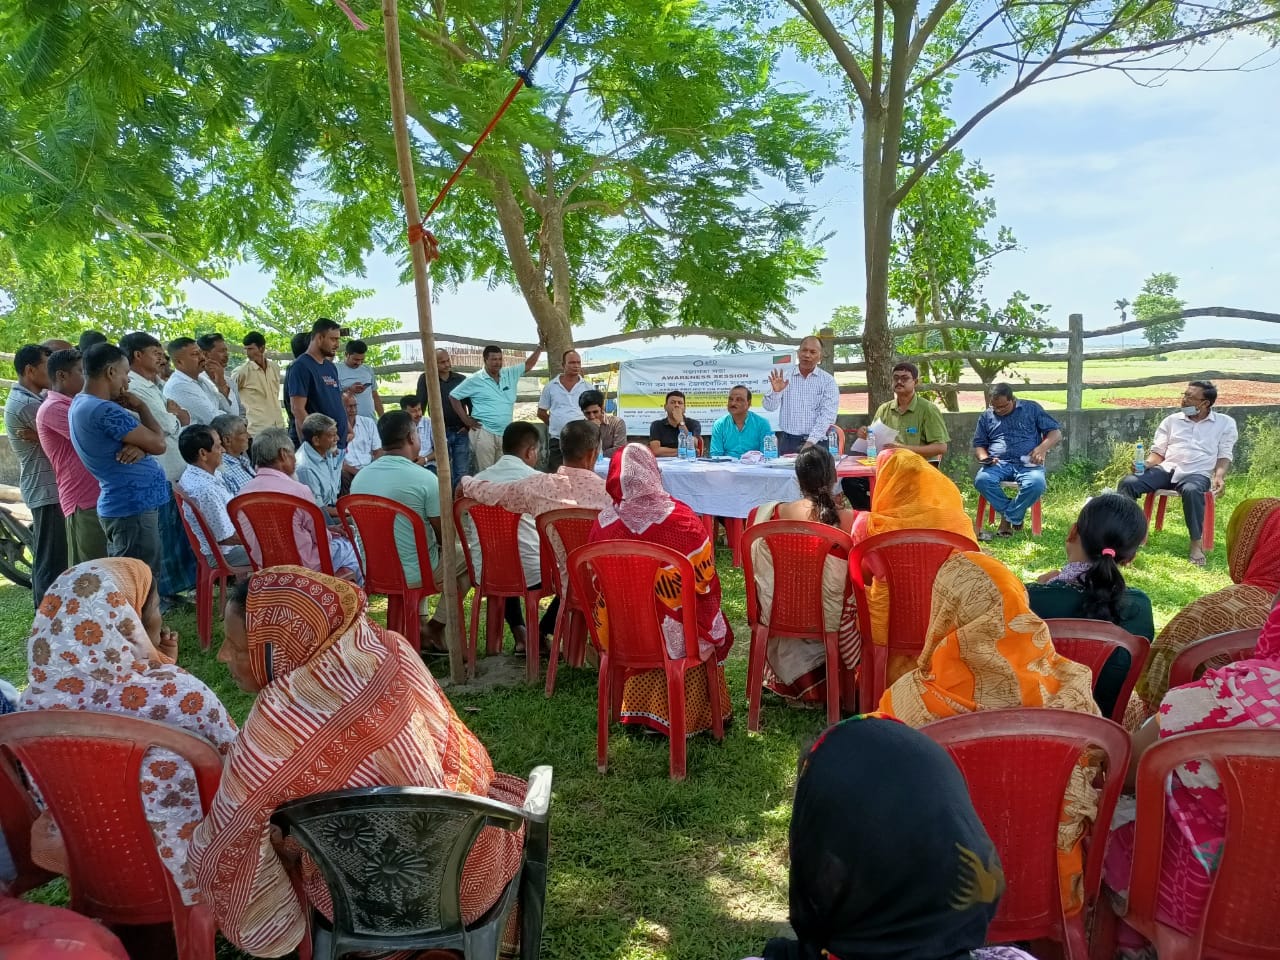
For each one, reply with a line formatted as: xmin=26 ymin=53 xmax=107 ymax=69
xmin=349 ymin=454 xmax=441 ymax=586
xmin=449 ymin=365 xmax=523 ymax=434
xmin=710 ymin=410 xmax=774 ymax=457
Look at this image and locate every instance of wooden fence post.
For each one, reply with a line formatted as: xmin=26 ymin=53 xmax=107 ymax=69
xmin=819 ymin=326 xmax=835 ymax=374
xmin=1066 ymin=313 xmax=1084 ymax=413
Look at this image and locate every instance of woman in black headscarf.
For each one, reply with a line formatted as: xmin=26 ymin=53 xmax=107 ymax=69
xmin=753 ymin=716 xmax=1037 ymax=960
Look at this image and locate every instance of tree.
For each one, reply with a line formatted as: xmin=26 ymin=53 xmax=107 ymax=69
xmin=1134 ymin=272 xmax=1186 ymax=350
xmin=1 ymin=0 xmax=838 ymax=375
xmin=828 ymin=304 xmax=864 ymax=360
xmin=773 ymin=0 xmax=1280 ymax=407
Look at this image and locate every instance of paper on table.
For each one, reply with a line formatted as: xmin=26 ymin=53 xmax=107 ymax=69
xmin=849 ymin=420 xmax=898 ymax=454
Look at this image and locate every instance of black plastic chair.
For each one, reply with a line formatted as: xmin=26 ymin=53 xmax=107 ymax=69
xmin=271 ymin=765 xmax=552 ymax=960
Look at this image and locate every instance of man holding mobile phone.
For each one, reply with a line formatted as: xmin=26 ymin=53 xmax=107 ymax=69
xmin=972 ymin=383 xmax=1061 ymax=540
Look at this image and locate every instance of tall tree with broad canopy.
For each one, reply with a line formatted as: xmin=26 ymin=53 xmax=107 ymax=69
xmin=1 ymin=0 xmax=838 ymax=373
xmin=771 ymin=0 xmax=1280 ymax=407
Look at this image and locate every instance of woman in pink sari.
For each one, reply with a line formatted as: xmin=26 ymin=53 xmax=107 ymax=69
xmin=1104 ymin=597 xmax=1280 ymax=955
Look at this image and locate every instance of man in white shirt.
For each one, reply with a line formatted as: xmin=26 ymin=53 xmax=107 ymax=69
xmin=537 ymin=349 xmax=588 ymax=472
xmin=176 ymin=423 xmax=250 ymax=568
xmin=762 ymin=335 xmax=840 ymax=454
xmin=164 ymin=337 xmax=225 ymax=425
xmin=121 ymin=332 xmax=188 ymax=482
xmin=196 ymin=333 xmax=242 ymax=417
xmin=341 ymin=391 xmax=383 ymax=495
xmin=1118 ymin=380 xmax=1237 ymax=566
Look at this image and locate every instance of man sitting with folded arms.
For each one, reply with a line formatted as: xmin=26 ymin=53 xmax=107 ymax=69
xmin=459 ymin=420 xmax=611 ymax=653
xmin=397 ymin=394 xmax=436 ymax=467
xmin=649 ymin=390 xmax=700 ymax=458
xmin=972 ymin=382 xmax=1061 ymax=540
xmin=176 ymin=423 xmax=250 ymax=568
xmin=710 ymin=385 xmax=772 ymax=457
xmin=579 ymin=388 xmax=626 ymax=459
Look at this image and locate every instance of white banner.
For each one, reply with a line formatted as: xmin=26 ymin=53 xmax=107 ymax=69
xmin=616 ymin=351 xmax=794 ymax=435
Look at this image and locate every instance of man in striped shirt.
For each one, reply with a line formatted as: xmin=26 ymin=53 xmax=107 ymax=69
xmin=762 ymin=336 xmax=840 ymax=454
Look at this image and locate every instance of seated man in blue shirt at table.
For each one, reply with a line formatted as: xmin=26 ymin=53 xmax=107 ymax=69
xmin=972 ymin=382 xmax=1061 ymax=540
xmin=709 ymin=385 xmax=773 ymax=458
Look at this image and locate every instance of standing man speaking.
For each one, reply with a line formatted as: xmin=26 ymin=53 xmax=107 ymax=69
xmin=762 ymin=335 xmax=840 ymax=455
xmin=537 ymin=348 xmax=587 ymax=472
xmin=450 ymin=341 xmax=544 ymax=473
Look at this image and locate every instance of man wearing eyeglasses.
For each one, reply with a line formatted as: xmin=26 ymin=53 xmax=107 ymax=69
xmin=1118 ymin=380 xmax=1236 ymax=567
xmin=973 ymin=383 xmax=1062 ymax=540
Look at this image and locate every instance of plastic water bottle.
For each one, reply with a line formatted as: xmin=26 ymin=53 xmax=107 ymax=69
xmin=762 ymin=433 xmax=778 ymax=460
xmin=1134 ymin=441 xmax=1146 ymax=476
xmin=678 ymin=425 xmax=691 ymax=460
xmin=866 ymin=427 xmax=877 ymax=459
xmin=827 ymin=427 xmax=840 ymax=458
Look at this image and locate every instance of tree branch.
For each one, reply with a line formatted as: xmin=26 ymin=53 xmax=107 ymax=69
xmin=795 ymin=0 xmax=876 ymax=107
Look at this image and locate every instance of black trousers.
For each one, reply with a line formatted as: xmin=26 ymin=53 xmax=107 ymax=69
xmin=31 ymin=503 xmax=67 ymax=607
xmin=545 ymin=438 xmax=563 ymax=474
xmin=504 ymin=593 xmax=561 ymax=636
xmin=1118 ymin=467 xmax=1211 ymax=540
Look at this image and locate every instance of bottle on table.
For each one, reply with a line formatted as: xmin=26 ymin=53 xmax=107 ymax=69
xmin=762 ymin=433 xmax=778 ymax=460
xmin=1134 ymin=441 xmax=1145 ymax=476
xmin=866 ymin=427 xmax=877 ymax=459
xmin=827 ymin=427 xmax=841 ymax=458
xmin=678 ymin=425 xmax=692 ymax=460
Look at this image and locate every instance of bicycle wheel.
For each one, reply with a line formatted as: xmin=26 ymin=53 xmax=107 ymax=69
xmin=0 ymin=508 xmax=34 ymax=590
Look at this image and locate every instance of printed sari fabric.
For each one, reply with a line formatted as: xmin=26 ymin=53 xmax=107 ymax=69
xmin=187 ymin=567 xmax=525 ymax=958
xmin=20 ymin=559 xmax=237 ymax=904
xmin=879 ymin=551 xmax=1101 ymax=915
xmin=1137 ymin=497 xmax=1280 ymax=715
xmin=748 ymin=502 xmax=859 ymax=705
xmin=1105 ymin=601 xmax=1280 ymax=937
xmin=587 ymin=445 xmax=733 ymax=736
xmin=850 ymin=449 xmax=978 ymax=685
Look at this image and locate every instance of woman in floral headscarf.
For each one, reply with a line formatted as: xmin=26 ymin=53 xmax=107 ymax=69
xmin=20 ymin=559 xmax=237 ymax=904
xmin=189 ymin=567 xmax=526 ymax=958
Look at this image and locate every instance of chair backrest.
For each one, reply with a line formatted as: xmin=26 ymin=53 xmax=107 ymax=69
xmin=271 ymin=766 xmax=553 ymax=959
xmin=0 ymin=711 xmax=222 ymax=924
xmin=920 ymin=708 xmax=1131 ymax=945
xmin=1168 ymin=628 xmax=1261 ymax=689
xmin=337 ymin=494 xmax=440 ymax=595
xmin=535 ymin=508 xmax=598 ymax=595
xmin=0 ymin=739 xmax=54 ymax=895
xmin=1130 ymin=728 xmax=1280 ymax=959
xmin=741 ymin=519 xmax=852 ymax=636
xmin=454 ymin=498 xmax=530 ymax=594
xmin=568 ymin=540 xmax=699 ymax=669
xmin=1044 ymin=618 xmax=1150 ymax=723
xmin=172 ymin=484 xmax=233 ymax=577
xmin=228 ymin=490 xmax=334 ymax=574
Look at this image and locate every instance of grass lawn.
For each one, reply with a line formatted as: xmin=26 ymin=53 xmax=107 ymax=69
xmin=3 ymin=466 xmax=1279 ymax=959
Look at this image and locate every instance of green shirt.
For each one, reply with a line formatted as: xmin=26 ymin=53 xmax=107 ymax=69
xmin=449 ymin=365 xmax=523 ymax=434
xmin=349 ymin=454 xmax=441 ymax=586
xmin=872 ymin=394 xmax=949 ymax=448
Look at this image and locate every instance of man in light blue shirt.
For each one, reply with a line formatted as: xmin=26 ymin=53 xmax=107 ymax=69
xmin=449 ymin=341 xmax=543 ymax=472
xmin=710 ymin=385 xmax=773 ymax=457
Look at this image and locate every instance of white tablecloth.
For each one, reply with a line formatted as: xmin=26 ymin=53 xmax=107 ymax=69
xmin=593 ymin=458 xmax=808 ymax=518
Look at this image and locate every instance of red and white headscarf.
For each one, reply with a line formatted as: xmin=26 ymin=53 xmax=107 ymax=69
xmin=597 ymin=443 xmax=676 ymax=535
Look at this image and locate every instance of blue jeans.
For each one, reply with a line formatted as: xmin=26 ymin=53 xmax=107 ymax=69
xmin=974 ymin=461 xmax=1046 ymax=526
xmin=445 ymin=429 xmax=473 ymax=490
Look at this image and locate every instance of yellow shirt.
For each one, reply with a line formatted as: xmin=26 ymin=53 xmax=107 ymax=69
xmin=232 ymin=358 xmax=284 ymax=436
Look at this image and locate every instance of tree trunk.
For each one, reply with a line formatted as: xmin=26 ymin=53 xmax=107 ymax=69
xmin=862 ymin=114 xmax=894 ymax=411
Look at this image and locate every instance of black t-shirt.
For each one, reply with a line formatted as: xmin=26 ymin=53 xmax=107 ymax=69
xmin=286 ymin=354 xmax=347 ymax=446
xmin=649 ymin=417 xmax=701 ymax=450
xmin=416 ymin=371 xmax=470 ymax=432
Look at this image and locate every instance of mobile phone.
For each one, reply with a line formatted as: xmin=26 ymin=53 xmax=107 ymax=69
xmin=980 ymin=456 xmax=997 ymax=466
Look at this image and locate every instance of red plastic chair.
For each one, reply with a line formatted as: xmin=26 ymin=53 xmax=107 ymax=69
xmin=975 ymin=480 xmax=1044 ymax=536
xmin=920 ymin=708 xmax=1130 ymax=960
xmin=537 ymin=507 xmax=600 ymax=697
xmin=454 ymin=497 xmax=545 ymax=682
xmin=337 ymin=494 xmax=460 ymax=652
xmin=0 ymin=711 xmax=223 ymax=960
xmin=741 ymin=519 xmax=852 ymax=731
xmin=0 ymin=743 xmax=54 ymax=895
xmin=1168 ymin=627 xmax=1261 ymax=689
xmin=569 ymin=540 xmax=726 ymax=781
xmin=173 ymin=486 xmax=250 ymax=650
xmin=1121 ymin=728 xmax=1280 ymax=959
xmin=1044 ymin=619 xmax=1150 ymax=724
xmin=1143 ymin=488 xmax=1217 ymax=552
xmin=228 ymin=490 xmax=335 ymax=575
xmin=847 ymin=529 xmax=975 ymax=710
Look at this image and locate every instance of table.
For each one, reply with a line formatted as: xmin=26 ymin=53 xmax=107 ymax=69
xmin=593 ymin=456 xmax=876 ymax=519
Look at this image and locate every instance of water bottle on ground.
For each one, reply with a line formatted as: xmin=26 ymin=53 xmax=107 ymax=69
xmin=1134 ymin=441 xmax=1145 ymax=476
xmin=866 ymin=427 xmax=877 ymax=459
xmin=762 ymin=433 xmax=778 ymax=460
xmin=827 ymin=427 xmax=840 ymax=458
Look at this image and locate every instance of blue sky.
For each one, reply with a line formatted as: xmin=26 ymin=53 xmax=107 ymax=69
xmin=186 ymin=34 xmax=1280 ymax=351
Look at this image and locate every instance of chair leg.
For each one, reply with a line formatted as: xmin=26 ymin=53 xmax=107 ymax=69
xmin=1142 ymin=491 xmax=1156 ymax=522
xmin=724 ymin=518 xmax=745 ymax=567
xmin=468 ymin=592 xmax=482 ymax=673
xmin=746 ymin=624 xmax=769 ymax=733
xmin=823 ymin=632 xmax=841 ymax=726
xmin=1031 ymin=499 xmax=1043 ymax=536
xmin=974 ymin=496 xmax=988 ymax=532
xmin=707 ymin=661 xmax=726 ymax=742
xmin=544 ymin=601 xmax=565 ymax=698
xmin=667 ymin=668 xmax=687 ymax=781
xmin=1155 ymin=494 xmax=1169 ymax=531
xmin=525 ymin=593 xmax=540 ymax=683
xmin=196 ymin=577 xmax=212 ymax=651
xmin=486 ymin=598 xmax=504 ymax=655
xmin=1204 ymin=492 xmax=1215 ymax=552
xmin=596 ymin=658 xmax=611 ymax=773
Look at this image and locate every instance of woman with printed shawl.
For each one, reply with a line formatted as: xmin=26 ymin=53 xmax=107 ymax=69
xmin=20 ymin=559 xmax=237 ymax=904
xmin=586 ymin=444 xmax=733 ymax=737
xmin=879 ymin=551 xmax=1102 ymax=917
xmin=188 ymin=567 xmax=525 ymax=958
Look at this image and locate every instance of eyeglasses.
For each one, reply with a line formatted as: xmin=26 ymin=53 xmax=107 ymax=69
xmin=891 ymin=375 xmax=915 ymax=383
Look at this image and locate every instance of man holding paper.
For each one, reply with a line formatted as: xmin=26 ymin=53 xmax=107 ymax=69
xmin=972 ymin=383 xmax=1061 ymax=539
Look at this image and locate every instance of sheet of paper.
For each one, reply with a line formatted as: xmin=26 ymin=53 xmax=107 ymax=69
xmin=850 ymin=419 xmax=898 ymax=453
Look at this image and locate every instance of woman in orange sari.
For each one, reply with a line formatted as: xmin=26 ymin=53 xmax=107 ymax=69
xmin=850 ymin=448 xmax=978 ymax=685
xmin=188 ymin=567 xmax=525 ymax=957
xmin=879 ymin=551 xmax=1101 ymax=916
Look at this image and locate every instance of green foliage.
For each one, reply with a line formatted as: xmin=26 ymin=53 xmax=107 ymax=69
xmin=1093 ymin=441 xmax=1141 ymax=491
xmin=828 ymin=304 xmax=863 ymax=360
xmin=1243 ymin=415 xmax=1280 ymax=496
xmin=1134 ymin=272 xmax=1187 ymax=350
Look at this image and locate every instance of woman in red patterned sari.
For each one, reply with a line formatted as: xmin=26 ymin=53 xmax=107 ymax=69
xmin=188 ymin=566 xmax=525 ymax=957
xmin=587 ymin=444 xmax=733 ymax=737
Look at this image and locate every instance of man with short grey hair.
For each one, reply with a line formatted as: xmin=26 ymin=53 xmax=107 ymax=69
xmin=763 ymin=335 xmax=839 ymax=454
xmin=210 ymin=413 xmax=255 ymax=496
